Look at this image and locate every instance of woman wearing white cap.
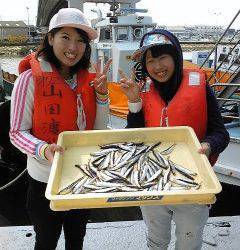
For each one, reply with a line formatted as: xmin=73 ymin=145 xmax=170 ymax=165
xmin=10 ymin=8 xmax=111 ymax=249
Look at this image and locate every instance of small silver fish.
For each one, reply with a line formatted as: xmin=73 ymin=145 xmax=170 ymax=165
xmin=160 ymin=143 xmax=177 ymax=155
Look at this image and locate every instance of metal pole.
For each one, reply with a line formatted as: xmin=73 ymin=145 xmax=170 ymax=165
xmin=26 ymin=7 xmax=30 ymax=39
xmin=68 ymin=0 xmax=84 ymax=10
xmin=0 ymin=15 xmax=2 ymax=42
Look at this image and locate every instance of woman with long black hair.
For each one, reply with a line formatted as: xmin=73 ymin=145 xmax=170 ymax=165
xmin=10 ymin=8 xmax=111 ymax=249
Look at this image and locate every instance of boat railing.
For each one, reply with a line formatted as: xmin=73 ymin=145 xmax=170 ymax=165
xmin=200 ymin=9 xmax=240 ymax=75
xmin=199 ymin=9 xmax=240 ymax=120
xmin=199 ymin=9 xmax=240 ymax=91
xmin=205 ymin=39 xmax=240 ymax=84
xmin=211 ymin=82 xmax=240 ymax=121
xmin=216 ymin=61 xmax=240 ymax=83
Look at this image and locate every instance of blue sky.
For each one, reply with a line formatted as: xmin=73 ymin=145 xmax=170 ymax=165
xmin=0 ymin=0 xmax=239 ymax=28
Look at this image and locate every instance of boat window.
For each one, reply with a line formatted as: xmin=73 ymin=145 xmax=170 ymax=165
xmin=103 ymin=51 xmax=112 ymax=79
xmin=116 ymin=27 xmax=128 ymax=41
xmin=133 ymin=27 xmax=143 ymax=40
xmin=218 ymin=54 xmax=229 ymax=63
xmin=234 ymin=48 xmax=239 ymax=54
xmin=233 ymin=55 xmax=240 ymax=65
xmin=99 ymin=28 xmax=112 ymax=41
xmin=146 ymin=26 xmax=155 ymax=33
xmin=103 ymin=50 xmax=110 ymax=65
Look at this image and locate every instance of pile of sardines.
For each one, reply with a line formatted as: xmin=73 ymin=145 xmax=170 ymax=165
xmin=58 ymin=142 xmax=200 ymax=195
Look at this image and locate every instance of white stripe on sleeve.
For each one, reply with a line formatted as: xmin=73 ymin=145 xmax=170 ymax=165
xmin=10 ymin=70 xmax=46 ymax=156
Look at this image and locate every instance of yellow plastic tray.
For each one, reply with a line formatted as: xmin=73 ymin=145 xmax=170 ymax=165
xmin=45 ymin=126 xmax=221 ymax=211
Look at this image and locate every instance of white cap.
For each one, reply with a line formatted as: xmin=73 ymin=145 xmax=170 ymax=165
xmin=48 ymin=8 xmax=98 ymax=40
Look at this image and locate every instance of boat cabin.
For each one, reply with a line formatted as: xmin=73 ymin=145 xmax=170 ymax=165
xmin=91 ymin=10 xmax=156 ymax=82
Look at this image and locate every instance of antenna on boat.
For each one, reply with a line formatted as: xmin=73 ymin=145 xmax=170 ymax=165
xmin=109 ymin=0 xmax=119 ymax=17
xmin=106 ymin=0 xmax=119 ymax=23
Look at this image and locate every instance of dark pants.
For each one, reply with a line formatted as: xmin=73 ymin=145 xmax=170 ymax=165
xmin=26 ymin=176 xmax=90 ymax=250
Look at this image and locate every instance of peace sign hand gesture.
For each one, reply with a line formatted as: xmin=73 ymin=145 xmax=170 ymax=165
xmin=119 ymin=69 xmax=142 ymax=103
xmin=92 ymin=59 xmax=112 ymax=95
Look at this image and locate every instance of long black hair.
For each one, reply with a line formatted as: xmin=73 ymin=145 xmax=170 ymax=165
xmin=140 ymin=44 xmax=183 ymax=103
xmin=36 ymin=27 xmax=91 ymax=75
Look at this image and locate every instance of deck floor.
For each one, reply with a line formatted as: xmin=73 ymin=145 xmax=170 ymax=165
xmin=0 ymin=216 xmax=240 ymax=249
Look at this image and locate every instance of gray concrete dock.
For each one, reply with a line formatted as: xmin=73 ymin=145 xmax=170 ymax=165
xmin=0 ymin=216 xmax=239 ymax=249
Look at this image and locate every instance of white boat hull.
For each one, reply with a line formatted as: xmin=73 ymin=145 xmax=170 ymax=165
xmin=214 ymin=126 xmax=240 ymax=186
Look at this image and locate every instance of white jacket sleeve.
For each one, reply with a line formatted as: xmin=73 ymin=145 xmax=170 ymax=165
xmin=10 ymin=70 xmax=46 ymax=157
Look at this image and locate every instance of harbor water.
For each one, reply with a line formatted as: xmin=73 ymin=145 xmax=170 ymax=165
xmin=0 ymin=52 xmax=194 ymax=77
xmin=0 ymin=56 xmax=23 ymax=75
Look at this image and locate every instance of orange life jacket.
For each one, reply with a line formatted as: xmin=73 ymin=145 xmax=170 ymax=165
xmin=141 ymin=68 xmax=218 ymax=165
xmin=141 ymin=68 xmax=207 ymax=140
xmin=25 ymin=56 xmax=96 ymax=144
xmin=18 ymin=52 xmax=35 ymax=74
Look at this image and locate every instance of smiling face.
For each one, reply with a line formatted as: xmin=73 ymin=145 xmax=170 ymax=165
xmin=48 ymin=27 xmax=87 ymax=75
xmin=145 ymin=49 xmax=175 ymax=83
